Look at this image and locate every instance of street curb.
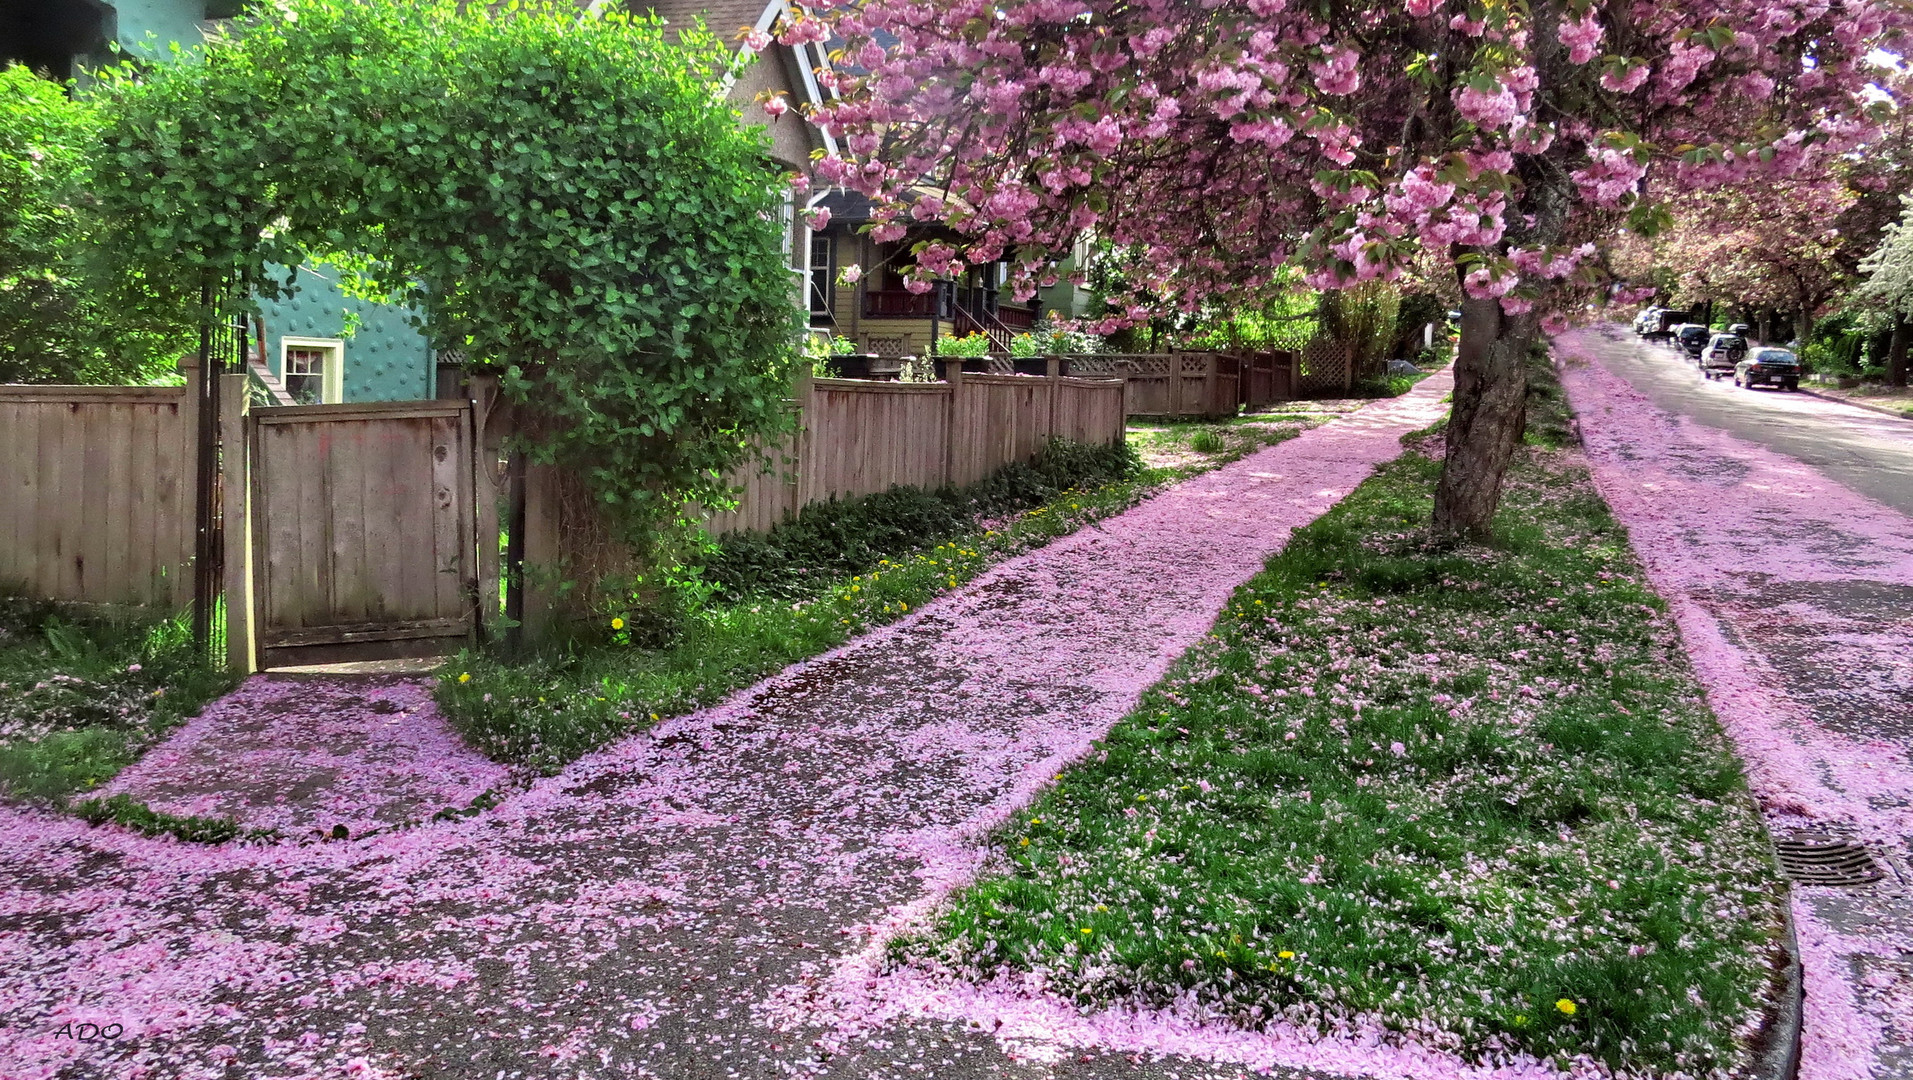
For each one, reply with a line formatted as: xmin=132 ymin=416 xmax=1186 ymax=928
xmin=1752 ymin=891 xmax=1805 ymax=1080
xmin=1797 ymin=386 xmax=1913 ymax=421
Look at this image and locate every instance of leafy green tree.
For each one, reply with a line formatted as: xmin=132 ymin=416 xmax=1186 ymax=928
xmin=1856 ymin=200 xmax=1913 ymax=386
xmin=90 ymin=0 xmax=801 ymax=532
xmin=0 ymin=65 xmax=195 ymax=384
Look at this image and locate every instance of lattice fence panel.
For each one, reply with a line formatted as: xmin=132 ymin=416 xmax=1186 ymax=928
xmin=1297 ymin=339 xmax=1352 ymax=396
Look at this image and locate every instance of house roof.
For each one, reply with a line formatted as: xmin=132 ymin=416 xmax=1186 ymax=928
xmin=580 ymin=0 xmax=838 ymax=162
xmin=817 ymin=189 xmax=876 ymax=225
xmin=580 ymin=0 xmax=783 ymax=43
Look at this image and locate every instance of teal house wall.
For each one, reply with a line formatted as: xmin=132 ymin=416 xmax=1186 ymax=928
xmin=110 ymin=0 xmax=222 ymax=61
xmin=256 ymin=265 xmax=436 ymax=403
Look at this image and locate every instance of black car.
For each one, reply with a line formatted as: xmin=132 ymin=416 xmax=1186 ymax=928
xmin=1734 ymin=347 xmax=1802 ymax=391
xmin=1676 ymin=324 xmax=1712 ymax=359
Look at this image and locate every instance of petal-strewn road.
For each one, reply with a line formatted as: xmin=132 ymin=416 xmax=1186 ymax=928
xmin=1584 ymin=332 xmax=1913 ymax=516
xmin=1559 ymin=326 xmax=1913 ymax=1080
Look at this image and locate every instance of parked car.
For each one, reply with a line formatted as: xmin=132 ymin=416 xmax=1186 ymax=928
xmin=1676 ymin=324 xmax=1713 ymax=359
xmin=1634 ymin=307 xmax=1663 ymax=334
xmin=1734 ymin=347 xmax=1802 ymax=391
xmin=1699 ymin=332 xmax=1748 ymax=378
xmin=1643 ymin=312 xmax=1681 ymax=341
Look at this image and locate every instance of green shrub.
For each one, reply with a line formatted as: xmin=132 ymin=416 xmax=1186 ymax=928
xmin=939 ymin=333 xmax=995 ymax=358
xmin=92 ymin=0 xmax=801 ymax=542
xmin=0 ymin=66 xmax=196 ymax=383
xmin=705 ymin=438 xmax=1141 ymax=602
xmin=1187 ymin=427 xmax=1228 ymax=454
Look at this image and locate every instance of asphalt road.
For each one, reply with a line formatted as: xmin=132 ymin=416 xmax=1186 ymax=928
xmin=1589 ymin=330 xmax=1913 ymax=516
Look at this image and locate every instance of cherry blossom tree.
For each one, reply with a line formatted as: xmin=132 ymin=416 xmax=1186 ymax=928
xmin=796 ymin=0 xmax=1905 ymax=533
xmin=1656 ymin=176 xmax=1856 ymax=342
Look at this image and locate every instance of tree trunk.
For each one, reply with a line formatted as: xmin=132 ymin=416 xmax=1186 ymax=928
xmin=1433 ymin=297 xmax=1536 ymax=536
xmin=1794 ymin=309 xmax=1813 ymax=347
xmin=1891 ymin=314 xmax=1909 ymax=388
xmin=1757 ymin=308 xmax=1773 ymax=345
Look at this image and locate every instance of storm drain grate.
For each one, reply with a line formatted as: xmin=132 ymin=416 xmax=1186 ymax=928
xmin=1774 ymin=833 xmax=1886 ymax=887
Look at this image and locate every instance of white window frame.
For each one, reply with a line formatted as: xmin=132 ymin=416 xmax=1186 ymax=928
xmin=280 ymin=336 xmax=345 ymax=405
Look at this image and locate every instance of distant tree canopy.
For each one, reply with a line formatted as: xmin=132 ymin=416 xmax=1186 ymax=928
xmin=0 ymin=65 xmax=195 ymax=384
xmin=91 ymin=0 xmax=802 ymax=533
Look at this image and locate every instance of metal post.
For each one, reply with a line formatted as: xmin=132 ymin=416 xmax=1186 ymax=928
xmin=190 ymin=283 xmax=219 ymax=655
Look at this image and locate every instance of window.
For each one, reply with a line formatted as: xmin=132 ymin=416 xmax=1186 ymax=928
xmin=281 ymin=337 xmax=344 ymax=404
xmin=809 ymin=232 xmax=835 ymax=317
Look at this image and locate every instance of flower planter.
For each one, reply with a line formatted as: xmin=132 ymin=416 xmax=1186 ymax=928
xmin=932 ymin=357 xmax=991 ymax=380
xmin=831 ymin=353 xmax=902 ymax=381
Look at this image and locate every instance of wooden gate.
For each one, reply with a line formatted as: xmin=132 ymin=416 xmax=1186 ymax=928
xmin=248 ymin=400 xmax=476 ymax=667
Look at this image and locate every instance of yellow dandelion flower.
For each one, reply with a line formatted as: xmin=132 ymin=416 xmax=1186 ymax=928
xmin=649 ymin=712 xmax=659 ymax=721
xmin=1019 ymin=837 xmax=1030 ymax=847
xmin=1080 ymin=927 xmax=1093 ymax=934
xmin=611 ymin=617 xmax=625 ymax=630
xmin=458 ymin=672 xmax=471 ymax=684
xmin=1555 ymin=999 xmax=1577 ymax=1016
xmin=1030 ymin=818 xmax=1042 ymax=825
xmin=1278 ymin=950 xmax=1294 ymax=960
xmin=1136 ymin=794 xmax=1148 ymax=802
xmin=1095 ymin=904 xmax=1108 ymax=912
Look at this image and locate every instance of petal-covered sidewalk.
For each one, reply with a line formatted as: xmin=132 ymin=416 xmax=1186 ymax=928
xmin=98 ymin=676 xmax=519 ymax=838
xmin=0 ymin=372 xmax=1448 ymax=1080
xmin=1556 ymin=327 xmax=1913 ymax=1080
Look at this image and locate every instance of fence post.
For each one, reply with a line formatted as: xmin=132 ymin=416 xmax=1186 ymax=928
xmin=942 ymin=356 xmax=963 ymax=487
xmin=218 ymin=373 xmax=254 ymax=675
xmin=468 ymin=373 xmax=507 ymax=643
xmin=1045 ymin=355 xmax=1061 ymax=443
xmin=173 ymin=354 xmax=202 ymax=611
xmin=791 ymin=362 xmax=814 ymax=519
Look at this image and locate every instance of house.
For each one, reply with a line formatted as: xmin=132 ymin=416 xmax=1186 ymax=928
xmin=806 ymin=191 xmax=1103 ymax=356
xmin=2 ymin=0 xmax=244 ymax=81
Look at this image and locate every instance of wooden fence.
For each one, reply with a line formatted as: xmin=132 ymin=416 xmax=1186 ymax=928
xmin=244 ymin=399 xmax=477 ymax=668
xmin=1056 ymin=351 xmax=1295 ymax=417
xmin=521 ymin=364 xmax=1125 ymax=631
xmin=701 ymin=364 xmax=1125 ymax=535
xmin=0 ymin=370 xmax=200 ymax=607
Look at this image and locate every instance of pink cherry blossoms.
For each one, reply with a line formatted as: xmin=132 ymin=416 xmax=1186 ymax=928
xmin=798 ymin=0 xmax=1907 ymax=324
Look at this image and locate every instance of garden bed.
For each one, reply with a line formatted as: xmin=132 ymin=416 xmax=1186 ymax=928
xmin=1799 ymin=379 xmax=1913 ymax=418
xmin=887 ymin=358 xmax=1787 ymax=1075
xmin=439 ymin=439 xmax=1170 ymax=774
xmin=0 ymin=597 xmax=233 ymax=805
